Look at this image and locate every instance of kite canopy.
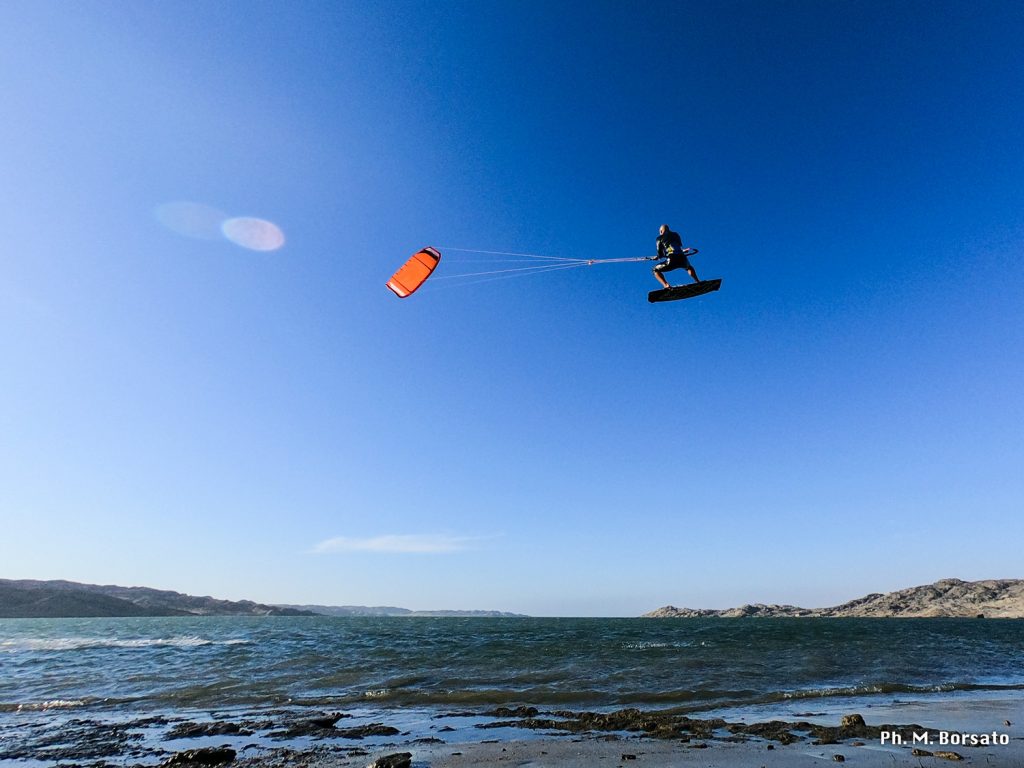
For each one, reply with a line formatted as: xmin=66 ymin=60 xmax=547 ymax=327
xmin=386 ymin=247 xmax=441 ymax=298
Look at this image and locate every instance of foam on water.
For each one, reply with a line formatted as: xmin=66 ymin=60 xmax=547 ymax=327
xmin=1 ymin=636 xmax=251 ymax=652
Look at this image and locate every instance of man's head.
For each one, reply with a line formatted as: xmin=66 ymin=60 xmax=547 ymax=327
xmin=659 ymin=224 xmax=669 ymax=235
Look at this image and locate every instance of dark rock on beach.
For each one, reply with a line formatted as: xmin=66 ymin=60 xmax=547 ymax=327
xmin=480 ymin=708 xmax=733 ymax=741
xmin=161 ymin=747 xmax=236 ymax=766
xmin=268 ymin=713 xmax=380 ymax=739
xmin=367 ymin=752 xmax=411 ymax=768
xmin=488 ymin=706 xmax=539 ymax=718
xmin=334 ymin=723 xmax=401 ymax=739
xmin=731 ymin=720 xmax=799 ymax=744
xmin=308 ymin=712 xmax=352 ymax=729
xmin=166 ymin=721 xmax=252 ymax=740
xmin=476 ymin=705 xmax=946 ymax=753
xmin=0 ymin=717 xmax=143 ymax=762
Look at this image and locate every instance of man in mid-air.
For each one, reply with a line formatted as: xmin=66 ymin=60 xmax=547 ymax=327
xmin=653 ymin=224 xmax=700 ymax=289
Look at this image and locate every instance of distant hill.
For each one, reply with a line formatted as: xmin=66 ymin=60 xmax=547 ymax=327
xmin=276 ymin=604 xmax=526 ymax=617
xmin=0 ymin=580 xmax=526 ymax=618
xmin=0 ymin=580 xmax=316 ymax=618
xmin=644 ymin=578 xmax=1024 ymax=619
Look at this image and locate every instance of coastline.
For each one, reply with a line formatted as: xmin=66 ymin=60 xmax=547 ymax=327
xmin=3 ymin=691 xmax=1022 ymax=767
xmin=5 ymin=616 xmax=1024 ymax=766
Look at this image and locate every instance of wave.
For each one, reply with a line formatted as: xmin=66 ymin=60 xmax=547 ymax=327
xmin=0 ymin=636 xmax=252 ymax=652
xmin=283 ymin=680 xmax=1024 ymax=711
xmin=0 ymin=699 xmax=89 ymax=713
xmin=621 ymin=641 xmax=698 ymax=650
xmin=5 ymin=682 xmax=1023 ymax=717
xmin=774 ymin=681 xmax=1024 ymax=701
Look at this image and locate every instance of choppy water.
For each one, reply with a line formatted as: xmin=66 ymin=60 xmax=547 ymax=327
xmin=3 ymin=616 xmax=1023 ymax=715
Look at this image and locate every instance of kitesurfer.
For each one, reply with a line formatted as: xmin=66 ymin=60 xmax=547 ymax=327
xmin=653 ymin=224 xmax=699 ymax=289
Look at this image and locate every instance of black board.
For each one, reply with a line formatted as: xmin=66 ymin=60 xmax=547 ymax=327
xmin=648 ymin=279 xmax=722 ymax=303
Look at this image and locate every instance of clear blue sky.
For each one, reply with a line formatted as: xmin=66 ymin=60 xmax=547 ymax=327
xmin=2 ymin=1 xmax=1022 ymax=616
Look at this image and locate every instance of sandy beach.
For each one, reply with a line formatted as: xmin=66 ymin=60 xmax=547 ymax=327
xmin=232 ymin=702 xmax=1024 ymax=768
xmin=10 ymin=695 xmax=1017 ymax=768
xmin=239 ymin=703 xmax=1024 ymax=768
xmin=367 ymin=735 xmax=1024 ymax=768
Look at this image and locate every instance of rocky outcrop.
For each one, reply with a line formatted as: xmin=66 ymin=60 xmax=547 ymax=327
xmin=645 ymin=578 xmax=1024 ymax=618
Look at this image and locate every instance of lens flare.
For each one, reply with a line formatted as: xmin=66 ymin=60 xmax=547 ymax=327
xmin=221 ymin=217 xmax=286 ymax=252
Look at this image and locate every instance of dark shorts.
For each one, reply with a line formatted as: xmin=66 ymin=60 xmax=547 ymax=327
xmin=654 ymin=255 xmax=692 ymax=273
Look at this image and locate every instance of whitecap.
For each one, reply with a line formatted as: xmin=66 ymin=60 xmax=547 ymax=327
xmin=1 ymin=636 xmax=251 ymax=652
xmin=15 ymin=699 xmax=87 ymax=711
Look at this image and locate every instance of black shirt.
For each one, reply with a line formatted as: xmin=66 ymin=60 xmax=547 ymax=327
xmin=656 ymin=229 xmax=683 ymax=259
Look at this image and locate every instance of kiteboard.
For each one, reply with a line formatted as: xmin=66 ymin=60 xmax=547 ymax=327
xmin=648 ymin=278 xmax=722 ymax=303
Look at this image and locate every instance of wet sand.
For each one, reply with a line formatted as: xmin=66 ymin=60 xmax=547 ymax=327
xmin=389 ymin=735 xmax=1024 ymax=768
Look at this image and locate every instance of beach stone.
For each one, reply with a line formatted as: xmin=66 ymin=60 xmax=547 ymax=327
xmin=308 ymin=712 xmax=350 ymax=728
xmin=739 ymin=720 xmax=802 ymax=744
xmin=127 ymin=716 xmax=171 ymax=727
xmin=162 ymin=747 xmax=236 ymax=766
xmin=934 ymin=751 xmax=964 ymax=761
xmin=165 ymin=722 xmax=250 ymax=740
xmin=833 ymin=756 xmax=845 ymax=763
xmin=913 ymin=748 xmax=933 ymax=756
xmin=266 ymin=712 xmax=356 ymax=739
xmin=489 ymin=706 xmax=538 ymax=718
xmin=621 ymin=754 xmax=636 ymax=761
xmin=367 ymin=752 xmax=411 ymax=768
xmin=840 ymin=714 xmax=865 ymax=728
xmin=336 ymin=723 xmax=401 ymax=739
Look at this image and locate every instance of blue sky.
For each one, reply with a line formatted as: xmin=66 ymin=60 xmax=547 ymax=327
xmin=1 ymin=1 xmax=1022 ymax=616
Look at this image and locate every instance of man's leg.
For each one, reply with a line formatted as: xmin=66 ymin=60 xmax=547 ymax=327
xmin=653 ymin=265 xmax=671 ymax=289
xmin=686 ymin=265 xmax=700 ymax=283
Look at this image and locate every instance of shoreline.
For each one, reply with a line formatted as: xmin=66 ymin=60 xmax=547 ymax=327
xmin=3 ymin=691 xmax=1022 ymax=767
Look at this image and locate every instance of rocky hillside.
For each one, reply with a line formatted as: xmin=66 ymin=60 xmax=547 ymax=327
xmin=645 ymin=578 xmax=1024 ymax=618
xmin=0 ymin=579 xmax=316 ymax=618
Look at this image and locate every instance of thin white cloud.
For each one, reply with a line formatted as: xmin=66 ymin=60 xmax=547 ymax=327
xmin=312 ymin=534 xmax=484 ymax=555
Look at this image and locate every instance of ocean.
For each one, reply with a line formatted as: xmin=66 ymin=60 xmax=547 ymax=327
xmin=2 ymin=616 xmax=1023 ymax=763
